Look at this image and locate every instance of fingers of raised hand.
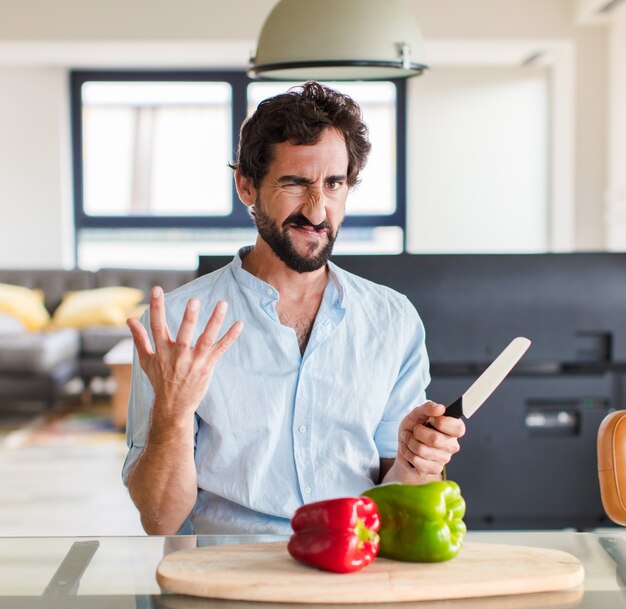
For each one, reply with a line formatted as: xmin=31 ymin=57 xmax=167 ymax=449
xmin=175 ymin=298 xmax=200 ymax=350
xmin=198 ymin=300 xmax=228 ymax=347
xmin=195 ymin=301 xmax=241 ymax=356
xmin=149 ymin=286 xmax=172 ymax=346
xmin=195 ymin=310 xmax=243 ymax=363
xmin=209 ymin=320 xmax=244 ymax=362
xmin=127 ymin=318 xmax=153 ymax=370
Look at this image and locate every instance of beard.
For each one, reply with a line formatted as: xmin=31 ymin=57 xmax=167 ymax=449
xmin=251 ymin=201 xmax=340 ymax=273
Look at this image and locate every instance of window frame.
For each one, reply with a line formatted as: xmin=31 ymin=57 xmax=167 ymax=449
xmin=70 ymin=70 xmax=407 ymax=233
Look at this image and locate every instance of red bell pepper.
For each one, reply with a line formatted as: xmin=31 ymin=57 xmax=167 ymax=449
xmin=287 ymin=497 xmax=381 ymax=573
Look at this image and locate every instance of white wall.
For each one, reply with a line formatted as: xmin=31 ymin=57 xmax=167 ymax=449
xmin=0 ymin=0 xmax=577 ymax=41
xmin=0 ymin=0 xmax=612 ymax=266
xmin=407 ymin=66 xmax=549 ymax=253
xmin=574 ymin=26 xmax=608 ymax=250
xmin=0 ymin=0 xmax=276 ymax=41
xmin=0 ymin=67 xmax=73 ymax=267
xmin=605 ymin=8 xmax=626 ymax=250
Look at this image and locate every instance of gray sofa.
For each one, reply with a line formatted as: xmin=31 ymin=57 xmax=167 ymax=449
xmin=0 ymin=267 xmax=195 ymax=411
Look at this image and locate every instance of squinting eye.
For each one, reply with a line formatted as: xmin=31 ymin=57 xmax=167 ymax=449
xmin=284 ymin=183 xmax=307 ymax=192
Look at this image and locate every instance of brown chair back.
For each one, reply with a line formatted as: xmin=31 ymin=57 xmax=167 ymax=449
xmin=598 ymin=410 xmax=626 ymax=525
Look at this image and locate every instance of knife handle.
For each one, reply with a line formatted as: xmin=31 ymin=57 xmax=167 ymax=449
xmin=424 ymin=397 xmax=464 ymax=430
xmin=444 ymin=397 xmax=464 ymax=419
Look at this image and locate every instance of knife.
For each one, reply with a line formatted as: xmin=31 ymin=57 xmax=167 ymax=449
xmin=441 ymin=336 xmax=531 ymax=420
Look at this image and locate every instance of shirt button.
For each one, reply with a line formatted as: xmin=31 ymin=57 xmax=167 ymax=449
xmin=304 ymin=486 xmax=312 ymax=494
xmin=266 ymin=288 xmax=273 ymax=296
xmin=298 ymin=425 xmax=307 ymax=433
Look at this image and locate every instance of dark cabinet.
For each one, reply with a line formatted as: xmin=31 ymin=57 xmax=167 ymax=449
xmin=431 ymin=372 xmax=617 ymax=529
xmin=199 ymin=252 xmax=626 ymax=529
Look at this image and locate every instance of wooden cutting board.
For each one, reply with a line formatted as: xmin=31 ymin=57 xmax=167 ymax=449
xmin=156 ymin=541 xmax=584 ymax=604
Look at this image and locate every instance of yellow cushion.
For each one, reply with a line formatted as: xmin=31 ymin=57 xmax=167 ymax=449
xmin=128 ymin=303 xmax=148 ymax=320
xmin=0 ymin=283 xmax=51 ymax=331
xmin=51 ymin=287 xmax=144 ymax=329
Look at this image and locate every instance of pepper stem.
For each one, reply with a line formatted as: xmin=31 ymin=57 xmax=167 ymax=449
xmin=355 ymin=517 xmax=378 ymax=546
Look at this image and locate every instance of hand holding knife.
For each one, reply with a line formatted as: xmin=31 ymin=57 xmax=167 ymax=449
xmin=402 ymin=337 xmax=531 ymax=475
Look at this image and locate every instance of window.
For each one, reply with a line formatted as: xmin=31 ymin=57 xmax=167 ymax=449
xmin=81 ymin=81 xmax=232 ymax=218
xmin=71 ymin=71 xmax=406 ymax=268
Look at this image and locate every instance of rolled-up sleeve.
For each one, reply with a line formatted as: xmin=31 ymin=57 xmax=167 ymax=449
xmin=374 ymin=298 xmax=430 ymax=458
xmin=121 ymin=343 xmax=154 ymax=485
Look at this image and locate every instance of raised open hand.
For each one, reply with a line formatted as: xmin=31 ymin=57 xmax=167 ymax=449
xmin=127 ymin=286 xmax=243 ymax=418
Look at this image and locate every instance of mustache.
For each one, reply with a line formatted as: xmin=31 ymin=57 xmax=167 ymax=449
xmin=283 ymin=214 xmax=331 ymax=233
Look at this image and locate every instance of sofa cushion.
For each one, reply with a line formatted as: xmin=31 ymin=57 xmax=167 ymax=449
xmin=0 ymin=329 xmax=80 ymax=373
xmin=0 ymin=283 xmax=51 ymax=331
xmin=0 ymin=269 xmax=96 ymax=313
xmin=81 ymin=325 xmax=132 ymax=356
xmin=96 ymin=268 xmax=195 ymax=301
xmin=51 ymin=287 xmax=144 ymax=329
xmin=0 ymin=312 xmax=26 ymax=337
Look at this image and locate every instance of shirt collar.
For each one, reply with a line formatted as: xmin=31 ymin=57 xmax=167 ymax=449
xmin=230 ymin=246 xmax=279 ymax=301
xmin=229 ymin=246 xmax=347 ymax=318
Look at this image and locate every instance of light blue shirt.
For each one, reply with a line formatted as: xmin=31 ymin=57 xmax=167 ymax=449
xmin=123 ymin=247 xmax=430 ymax=534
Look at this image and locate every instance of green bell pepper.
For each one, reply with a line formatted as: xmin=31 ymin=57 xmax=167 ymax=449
xmin=362 ymin=480 xmax=466 ymax=562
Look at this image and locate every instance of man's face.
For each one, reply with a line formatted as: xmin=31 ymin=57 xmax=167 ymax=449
xmin=247 ymin=128 xmax=350 ymax=273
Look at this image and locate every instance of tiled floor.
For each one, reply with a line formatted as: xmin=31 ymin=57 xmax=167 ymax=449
xmin=0 ymin=402 xmax=144 ymax=537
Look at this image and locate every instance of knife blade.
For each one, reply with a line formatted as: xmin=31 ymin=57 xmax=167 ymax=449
xmin=444 ymin=336 xmax=531 ymax=420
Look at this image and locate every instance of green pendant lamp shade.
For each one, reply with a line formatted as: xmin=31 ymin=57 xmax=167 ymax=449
xmin=249 ymin=0 xmax=428 ymax=81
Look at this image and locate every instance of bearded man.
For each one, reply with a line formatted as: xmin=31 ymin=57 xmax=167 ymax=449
xmin=122 ymin=82 xmax=465 ymax=535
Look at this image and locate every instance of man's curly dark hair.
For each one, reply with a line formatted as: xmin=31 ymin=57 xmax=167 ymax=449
xmin=231 ymin=81 xmax=371 ymax=189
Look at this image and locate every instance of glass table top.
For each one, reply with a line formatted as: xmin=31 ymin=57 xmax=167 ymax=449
xmin=1 ymin=531 xmax=626 ymax=608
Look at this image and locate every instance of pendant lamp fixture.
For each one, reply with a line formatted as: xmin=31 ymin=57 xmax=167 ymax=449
xmin=248 ymin=0 xmax=428 ymax=81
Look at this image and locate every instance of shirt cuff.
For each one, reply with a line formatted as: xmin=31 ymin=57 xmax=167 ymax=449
xmin=374 ymin=420 xmax=400 ymax=459
xmin=121 ymin=442 xmax=144 ymax=486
